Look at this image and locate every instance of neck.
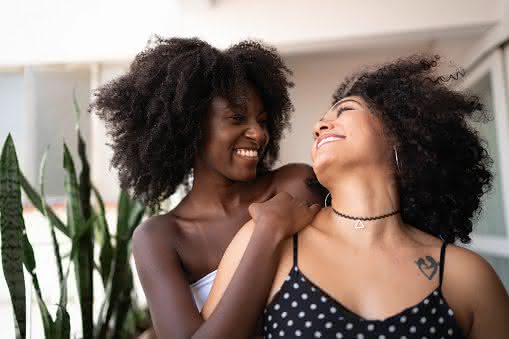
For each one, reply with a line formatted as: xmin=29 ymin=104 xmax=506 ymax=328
xmin=319 ymin=168 xmax=407 ymax=247
xmin=183 ymin=163 xmax=256 ymax=216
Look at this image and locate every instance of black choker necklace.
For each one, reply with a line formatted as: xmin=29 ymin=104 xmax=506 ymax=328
xmin=325 ymin=193 xmax=400 ymax=229
xmin=331 ymin=208 xmax=400 ymax=229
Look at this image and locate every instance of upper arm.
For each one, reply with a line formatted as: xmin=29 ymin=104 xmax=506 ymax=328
xmin=273 ymin=163 xmax=324 ymax=206
xmin=132 ymin=217 xmax=202 ymax=338
xmin=464 ymin=252 xmax=509 ymax=338
xmin=446 ymin=247 xmax=509 ymax=338
xmin=201 ymin=220 xmax=256 ymax=319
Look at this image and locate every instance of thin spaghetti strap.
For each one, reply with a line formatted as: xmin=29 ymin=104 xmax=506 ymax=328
xmin=293 ymin=233 xmax=299 ymax=267
xmin=438 ymin=241 xmax=448 ymax=290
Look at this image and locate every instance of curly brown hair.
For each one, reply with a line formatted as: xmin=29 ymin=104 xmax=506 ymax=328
xmin=91 ymin=37 xmax=294 ymax=207
xmin=333 ymin=55 xmax=493 ymax=244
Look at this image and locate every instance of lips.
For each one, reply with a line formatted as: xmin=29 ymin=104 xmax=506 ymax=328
xmin=316 ymin=133 xmax=345 ymax=149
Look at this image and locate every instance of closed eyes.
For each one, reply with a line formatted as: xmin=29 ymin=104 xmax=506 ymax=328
xmin=336 ymin=106 xmax=354 ymax=117
xmin=230 ymin=113 xmax=245 ymax=121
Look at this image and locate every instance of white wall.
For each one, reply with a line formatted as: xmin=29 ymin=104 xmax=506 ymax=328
xmin=463 ymin=0 xmax=509 ymax=67
xmin=0 ymin=0 xmax=502 ymax=66
xmin=0 ymin=72 xmax=30 ymax=177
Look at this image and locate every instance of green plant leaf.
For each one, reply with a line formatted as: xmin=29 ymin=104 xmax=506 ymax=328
xmin=39 ymin=148 xmax=65 ymax=291
xmin=63 ymin=142 xmax=94 ymax=339
xmin=76 ymin=122 xmax=95 ymax=339
xmin=32 ymin=282 xmax=54 ymax=339
xmin=97 ymin=191 xmax=142 ymax=338
xmin=91 ymin=186 xmax=114 ymax=286
xmin=63 ymin=143 xmax=83 ymax=237
xmin=111 ymin=271 xmax=134 ymax=339
xmin=92 ymin=185 xmax=109 ymax=240
xmin=127 ymin=200 xmax=145 ymax=240
xmin=22 ymin=226 xmax=54 ymax=339
xmin=116 ymin=191 xmax=131 ymax=238
xmin=52 ymin=304 xmax=71 ymax=339
xmin=98 ymin=219 xmax=113 ymax=288
xmin=0 ymin=134 xmax=26 ymax=339
xmin=72 ymin=88 xmax=81 ymax=127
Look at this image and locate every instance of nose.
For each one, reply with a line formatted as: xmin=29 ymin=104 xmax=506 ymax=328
xmin=244 ymin=123 xmax=267 ymax=146
xmin=313 ymin=119 xmax=333 ymax=138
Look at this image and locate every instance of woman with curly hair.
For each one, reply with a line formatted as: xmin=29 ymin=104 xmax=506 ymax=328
xmin=92 ymin=37 xmax=323 ymax=338
xmin=204 ymin=55 xmax=509 ymax=338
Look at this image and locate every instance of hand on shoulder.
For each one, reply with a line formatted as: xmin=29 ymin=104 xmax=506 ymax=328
xmin=272 ymin=163 xmax=325 ymax=205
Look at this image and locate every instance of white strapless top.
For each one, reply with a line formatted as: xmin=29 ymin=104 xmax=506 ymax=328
xmin=190 ymin=270 xmax=217 ymax=311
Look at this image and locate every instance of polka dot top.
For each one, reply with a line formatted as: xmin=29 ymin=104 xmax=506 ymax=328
xmin=263 ymin=234 xmax=465 ymax=339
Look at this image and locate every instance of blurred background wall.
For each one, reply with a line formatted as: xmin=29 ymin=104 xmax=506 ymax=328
xmin=1 ymin=1 xmax=508 ymax=337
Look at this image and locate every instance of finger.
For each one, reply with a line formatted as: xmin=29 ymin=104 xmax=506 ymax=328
xmin=308 ymin=203 xmax=321 ymax=215
xmin=299 ymin=199 xmax=311 ymax=207
xmin=275 ymin=191 xmax=292 ymax=201
xmin=248 ymin=202 xmax=259 ymax=219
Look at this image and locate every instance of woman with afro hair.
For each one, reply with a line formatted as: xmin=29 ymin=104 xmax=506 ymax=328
xmin=203 ymin=55 xmax=509 ymax=338
xmin=92 ymin=36 xmax=323 ymax=338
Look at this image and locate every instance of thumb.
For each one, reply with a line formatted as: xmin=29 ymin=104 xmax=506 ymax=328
xmin=309 ymin=203 xmax=321 ymax=216
xmin=248 ymin=202 xmax=260 ymax=219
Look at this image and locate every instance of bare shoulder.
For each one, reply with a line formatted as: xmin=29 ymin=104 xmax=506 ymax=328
xmin=132 ymin=213 xmax=180 ymax=260
xmin=443 ymin=244 xmax=509 ymax=336
xmin=133 ymin=213 xmax=178 ymax=241
xmin=132 ymin=213 xmax=209 ymax=337
xmin=271 ymin=163 xmax=323 ymax=204
xmin=442 ymin=243 xmax=508 ymax=310
xmin=444 ymin=244 xmax=502 ymax=287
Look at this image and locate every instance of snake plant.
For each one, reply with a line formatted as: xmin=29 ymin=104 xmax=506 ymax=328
xmin=0 ymin=97 xmax=150 ymax=338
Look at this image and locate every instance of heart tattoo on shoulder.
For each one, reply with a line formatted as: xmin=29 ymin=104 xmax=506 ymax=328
xmin=415 ymin=256 xmax=440 ymax=281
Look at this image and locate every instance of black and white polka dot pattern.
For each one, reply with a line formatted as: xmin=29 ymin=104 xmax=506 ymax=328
xmin=263 ymin=235 xmax=465 ymax=339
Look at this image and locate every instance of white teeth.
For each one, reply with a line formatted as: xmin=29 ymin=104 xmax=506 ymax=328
xmin=317 ymin=136 xmax=341 ymax=149
xmin=236 ymin=149 xmax=258 ymax=158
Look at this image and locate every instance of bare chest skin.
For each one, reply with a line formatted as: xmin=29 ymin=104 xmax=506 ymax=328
xmin=267 ymin=226 xmax=473 ymax=335
xmin=174 ymin=208 xmax=253 ymax=283
xmin=171 ymin=177 xmax=276 ymax=284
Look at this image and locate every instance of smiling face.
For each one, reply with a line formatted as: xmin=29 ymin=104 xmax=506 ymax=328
xmin=197 ymin=85 xmax=270 ymax=182
xmin=311 ymin=96 xmax=394 ymax=186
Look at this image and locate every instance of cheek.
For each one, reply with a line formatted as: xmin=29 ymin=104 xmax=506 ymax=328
xmin=354 ymin=120 xmax=393 ymax=163
xmin=202 ymin=129 xmax=235 ymax=160
xmin=348 ymin=114 xmax=383 ymax=148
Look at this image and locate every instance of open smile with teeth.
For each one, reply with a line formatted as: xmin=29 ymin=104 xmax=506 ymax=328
xmin=317 ymin=135 xmax=345 ymax=149
xmin=235 ymin=148 xmax=259 ymax=159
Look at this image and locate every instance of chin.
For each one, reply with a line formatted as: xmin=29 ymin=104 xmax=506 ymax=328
xmin=231 ymin=169 xmax=258 ymax=182
xmin=313 ymin=158 xmax=346 ymax=185
xmin=312 ymin=156 xmax=333 ymax=176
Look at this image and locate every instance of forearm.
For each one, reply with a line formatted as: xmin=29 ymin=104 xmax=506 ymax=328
xmin=191 ymin=223 xmax=282 ymax=339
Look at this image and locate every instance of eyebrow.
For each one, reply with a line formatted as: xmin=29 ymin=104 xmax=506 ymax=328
xmin=319 ymin=98 xmax=362 ymax=121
